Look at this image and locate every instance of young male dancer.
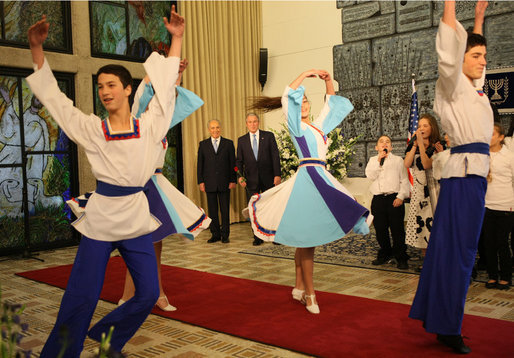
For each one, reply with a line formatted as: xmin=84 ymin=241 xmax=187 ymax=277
xmin=27 ymin=6 xmax=185 ymax=357
xmin=409 ymin=1 xmax=492 ymax=354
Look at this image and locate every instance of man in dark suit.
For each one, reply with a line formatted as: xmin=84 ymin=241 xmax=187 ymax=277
xmin=236 ymin=113 xmax=281 ymax=245
xmin=197 ymin=119 xmax=236 ymax=243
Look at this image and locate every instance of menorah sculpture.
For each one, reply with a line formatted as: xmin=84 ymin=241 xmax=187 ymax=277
xmin=489 ymin=78 xmax=504 ymax=100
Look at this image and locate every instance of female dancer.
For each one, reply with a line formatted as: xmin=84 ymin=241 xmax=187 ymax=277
xmin=248 ymin=69 xmax=371 ymax=314
xmin=404 ymin=114 xmax=442 ymax=270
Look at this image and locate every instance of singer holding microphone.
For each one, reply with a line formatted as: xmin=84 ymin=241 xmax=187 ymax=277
xmin=404 ymin=114 xmax=443 ymax=266
xmin=366 ymin=135 xmax=410 ymax=269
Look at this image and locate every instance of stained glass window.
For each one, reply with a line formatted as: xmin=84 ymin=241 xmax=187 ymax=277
xmin=0 ymin=1 xmax=71 ymax=52
xmin=90 ymin=1 xmax=176 ymax=61
xmin=0 ymin=68 xmax=78 ymax=254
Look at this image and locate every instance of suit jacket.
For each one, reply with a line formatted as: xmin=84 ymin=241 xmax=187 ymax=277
xmin=236 ymin=130 xmax=281 ymax=191
xmin=197 ymin=136 xmax=236 ymax=192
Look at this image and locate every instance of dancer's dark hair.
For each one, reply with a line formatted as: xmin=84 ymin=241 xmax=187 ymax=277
xmin=247 ymin=96 xmax=282 ymax=113
xmin=466 ymin=31 xmax=487 ymax=53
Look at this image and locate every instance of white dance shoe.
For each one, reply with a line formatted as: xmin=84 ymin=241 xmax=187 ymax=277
xmin=291 ymin=288 xmax=305 ymax=302
xmin=304 ymin=294 xmax=320 ymax=314
xmin=118 ymin=296 xmax=177 ymax=312
xmin=156 ymin=296 xmax=177 ymax=312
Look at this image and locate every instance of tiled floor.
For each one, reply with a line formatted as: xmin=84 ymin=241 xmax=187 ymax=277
xmin=1 ymin=222 xmax=513 ymax=357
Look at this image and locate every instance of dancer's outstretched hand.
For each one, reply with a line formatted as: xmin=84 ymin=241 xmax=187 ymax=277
xmin=179 ymin=59 xmax=189 ymax=73
xmin=28 ymin=15 xmax=49 ymax=48
xmin=475 ymin=0 xmax=488 ymax=19
xmin=318 ymin=70 xmax=331 ymax=81
xmin=164 ymin=5 xmax=185 ymax=38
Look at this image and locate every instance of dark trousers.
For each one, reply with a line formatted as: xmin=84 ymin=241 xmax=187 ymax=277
xmin=511 ymin=225 xmax=514 ymax=265
xmin=483 ymin=208 xmax=513 ymax=282
xmin=371 ymin=193 xmax=408 ymax=261
xmin=246 ymin=181 xmax=274 ymax=242
xmin=41 ymin=235 xmax=159 ymax=358
xmin=207 ymin=190 xmax=230 ymax=239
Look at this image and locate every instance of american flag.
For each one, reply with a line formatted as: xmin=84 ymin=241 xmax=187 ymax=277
xmin=408 ymin=77 xmax=419 ymax=142
xmin=407 ymin=77 xmax=419 ymax=189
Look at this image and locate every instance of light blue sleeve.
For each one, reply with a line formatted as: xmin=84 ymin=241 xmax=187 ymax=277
xmin=170 ymin=86 xmax=204 ymax=129
xmin=314 ymin=94 xmax=354 ymax=135
xmin=281 ymin=85 xmax=305 ymax=138
xmin=135 ymin=82 xmax=155 ymax=118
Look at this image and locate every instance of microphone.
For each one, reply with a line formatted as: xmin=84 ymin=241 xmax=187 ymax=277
xmin=405 ymin=134 xmax=417 ymax=153
xmin=380 ymin=148 xmax=388 ymax=166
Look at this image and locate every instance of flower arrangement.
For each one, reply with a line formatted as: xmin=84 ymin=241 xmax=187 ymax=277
xmin=271 ymin=123 xmax=360 ymax=181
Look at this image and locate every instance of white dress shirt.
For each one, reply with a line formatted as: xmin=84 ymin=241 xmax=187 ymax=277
xmin=485 ymin=146 xmax=514 ymax=211
xmin=365 ymin=153 xmax=410 ymax=201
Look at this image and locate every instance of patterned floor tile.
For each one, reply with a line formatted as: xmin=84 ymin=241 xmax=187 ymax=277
xmin=1 ymin=222 xmax=512 ymax=357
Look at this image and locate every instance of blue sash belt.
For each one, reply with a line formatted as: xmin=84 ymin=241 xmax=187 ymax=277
xmin=450 ymin=142 xmax=489 ymax=155
xmin=299 ymin=159 xmax=326 ymax=167
xmin=77 ymin=192 xmax=93 ymax=208
xmin=96 ymin=181 xmax=146 ymax=197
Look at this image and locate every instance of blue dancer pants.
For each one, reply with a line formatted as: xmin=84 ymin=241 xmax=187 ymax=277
xmin=409 ymin=175 xmax=487 ymax=335
xmin=40 ymin=234 xmax=159 ymax=358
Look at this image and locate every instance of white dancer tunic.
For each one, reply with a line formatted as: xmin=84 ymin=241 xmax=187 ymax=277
xmin=27 ymin=53 xmax=180 ymax=242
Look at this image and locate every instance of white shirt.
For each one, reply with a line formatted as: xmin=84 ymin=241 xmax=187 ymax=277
xmin=504 ymin=136 xmax=514 ymax=152
xmin=365 ymin=153 xmax=410 ymax=201
xmin=27 ymin=53 xmax=180 ymax=241
xmin=434 ymin=20 xmax=493 ymax=179
xmin=485 ymin=146 xmax=514 ymax=211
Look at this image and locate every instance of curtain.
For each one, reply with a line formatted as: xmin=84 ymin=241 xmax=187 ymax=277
xmin=179 ymin=1 xmax=262 ymax=223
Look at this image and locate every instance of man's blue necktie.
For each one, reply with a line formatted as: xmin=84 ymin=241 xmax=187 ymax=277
xmin=213 ymin=139 xmax=218 ymax=153
xmin=252 ymin=134 xmax=258 ymax=160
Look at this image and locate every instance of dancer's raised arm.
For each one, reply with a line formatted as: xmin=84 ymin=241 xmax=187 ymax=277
xmin=318 ymin=70 xmax=335 ymax=95
xmin=289 ymin=69 xmax=319 ymax=90
xmin=441 ymin=0 xmax=456 ymax=30
xmin=164 ymin=4 xmax=184 ymax=58
xmin=28 ymin=15 xmax=49 ymax=69
xmin=473 ymin=0 xmax=488 ymax=35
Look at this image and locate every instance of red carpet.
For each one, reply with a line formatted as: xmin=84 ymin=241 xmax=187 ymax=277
xmin=17 ymin=256 xmax=514 ymax=357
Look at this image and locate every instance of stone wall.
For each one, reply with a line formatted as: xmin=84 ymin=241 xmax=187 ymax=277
xmin=334 ymin=0 xmax=514 ymax=177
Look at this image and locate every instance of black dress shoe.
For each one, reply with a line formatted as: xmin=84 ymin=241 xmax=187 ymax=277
xmin=207 ymin=236 xmax=221 ymax=243
xmin=252 ymin=238 xmax=263 ymax=246
xmin=437 ymin=334 xmax=471 ymax=354
xmin=485 ymin=281 xmax=497 ymax=289
xmin=397 ymin=261 xmax=409 ymax=270
xmin=372 ymin=257 xmax=390 ymax=265
xmin=497 ymin=282 xmax=510 ymax=290
xmin=221 ymin=237 xmax=230 ymax=243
